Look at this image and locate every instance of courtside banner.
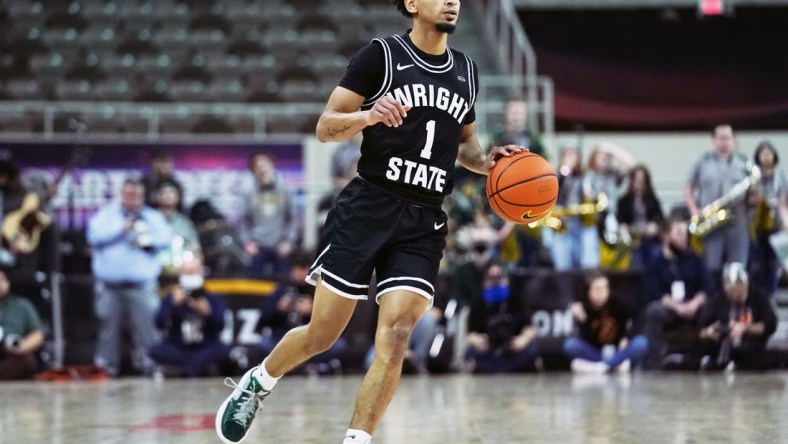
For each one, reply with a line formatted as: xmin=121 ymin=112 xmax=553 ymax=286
xmin=0 ymin=142 xmax=304 ymax=230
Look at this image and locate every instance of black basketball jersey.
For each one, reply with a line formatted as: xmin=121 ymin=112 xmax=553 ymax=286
xmin=341 ymin=32 xmax=478 ymax=207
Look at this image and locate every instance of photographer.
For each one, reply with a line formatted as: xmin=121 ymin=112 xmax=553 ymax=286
xmin=87 ymin=178 xmax=173 ymax=376
xmin=465 ymin=263 xmax=540 ymax=373
xmin=698 ymin=262 xmax=784 ymax=370
xmin=0 ymin=270 xmax=45 ymax=379
xmin=259 ymin=251 xmax=347 ymax=375
xmin=148 ymin=257 xmax=230 ymax=377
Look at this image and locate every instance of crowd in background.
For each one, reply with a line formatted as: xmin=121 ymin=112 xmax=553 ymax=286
xmin=1 ymin=99 xmax=787 ymax=379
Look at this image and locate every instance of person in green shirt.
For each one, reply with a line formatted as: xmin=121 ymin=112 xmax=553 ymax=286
xmin=0 ymin=270 xmax=45 ymax=379
xmin=488 ymin=97 xmax=547 ymax=159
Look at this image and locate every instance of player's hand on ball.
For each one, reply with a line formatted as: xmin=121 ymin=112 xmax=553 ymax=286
xmin=367 ymin=96 xmax=412 ymax=128
xmin=486 ymin=144 xmax=526 ymax=171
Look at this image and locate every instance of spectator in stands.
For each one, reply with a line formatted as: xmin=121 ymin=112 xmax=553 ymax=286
xmin=330 ymin=133 xmax=363 ymax=192
xmin=685 ymin=124 xmax=751 ymax=274
xmin=465 ymin=263 xmax=540 ymax=373
xmin=488 ymin=96 xmax=547 ymax=159
xmin=615 ymin=165 xmax=665 ymax=269
xmin=317 ymin=134 xmax=361 ymax=242
xmin=698 ymin=262 xmax=783 ymax=371
xmin=155 ymin=181 xmax=202 ymax=280
xmin=87 ymin=178 xmax=173 ymax=376
xmin=142 ymin=150 xmax=184 ymax=210
xmin=148 ymin=256 xmax=230 ymax=377
xmin=487 ymin=99 xmax=550 ymax=271
xmin=258 ymin=251 xmax=347 ymax=375
xmin=641 ymin=217 xmax=711 ymax=369
xmin=0 ymin=158 xmax=52 ymax=271
xmin=0 ymin=270 xmax=45 ymax=379
xmin=584 ymin=141 xmax=635 ymax=211
xmin=548 ymin=140 xmax=598 ymax=270
xmin=563 ymin=269 xmax=648 ymax=373
xmin=747 ymin=140 xmax=788 ymax=298
xmin=239 ymin=152 xmax=300 ymax=277
xmin=584 ymin=142 xmax=636 ymax=270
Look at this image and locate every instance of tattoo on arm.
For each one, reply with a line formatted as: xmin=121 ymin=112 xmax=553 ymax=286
xmin=326 ymin=124 xmax=353 ymax=140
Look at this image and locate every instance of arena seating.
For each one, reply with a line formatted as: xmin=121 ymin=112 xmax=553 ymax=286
xmin=0 ymin=0 xmax=409 ymax=134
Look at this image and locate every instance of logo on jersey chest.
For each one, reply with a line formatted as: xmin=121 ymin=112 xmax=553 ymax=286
xmin=386 ymin=83 xmax=470 ymax=124
xmin=386 ymin=157 xmax=447 ymax=193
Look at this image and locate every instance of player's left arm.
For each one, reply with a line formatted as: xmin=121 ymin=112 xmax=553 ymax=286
xmin=457 ymin=122 xmax=525 ymax=176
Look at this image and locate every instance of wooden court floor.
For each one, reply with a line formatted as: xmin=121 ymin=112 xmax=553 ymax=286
xmin=1 ymin=372 xmax=787 ymax=444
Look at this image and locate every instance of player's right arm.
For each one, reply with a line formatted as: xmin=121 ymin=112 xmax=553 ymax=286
xmin=316 ymin=88 xmax=410 ymax=142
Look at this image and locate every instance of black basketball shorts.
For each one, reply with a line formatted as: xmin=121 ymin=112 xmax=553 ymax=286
xmin=307 ymin=177 xmax=448 ymax=306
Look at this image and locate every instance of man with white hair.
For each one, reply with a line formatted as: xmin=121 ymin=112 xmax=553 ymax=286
xmin=698 ymin=262 xmax=782 ymax=370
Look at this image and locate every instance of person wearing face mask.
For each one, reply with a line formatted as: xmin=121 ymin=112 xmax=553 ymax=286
xmin=641 ymin=217 xmax=712 ymax=370
xmin=148 ymin=257 xmax=230 ymax=378
xmin=464 ymin=263 xmax=540 ymax=373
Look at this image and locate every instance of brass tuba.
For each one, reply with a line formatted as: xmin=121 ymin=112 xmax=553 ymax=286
xmin=689 ymin=163 xmax=761 ymax=238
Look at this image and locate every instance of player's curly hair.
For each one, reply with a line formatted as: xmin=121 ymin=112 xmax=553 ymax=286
xmin=392 ymin=0 xmax=412 ymax=18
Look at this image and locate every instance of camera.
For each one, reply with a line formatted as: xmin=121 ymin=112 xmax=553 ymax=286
xmin=0 ymin=327 xmax=23 ymax=356
xmin=129 ymin=218 xmax=155 ymax=253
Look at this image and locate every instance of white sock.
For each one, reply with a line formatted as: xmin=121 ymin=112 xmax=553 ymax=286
xmin=255 ymin=358 xmax=281 ymax=391
xmin=343 ymin=428 xmax=372 ymax=444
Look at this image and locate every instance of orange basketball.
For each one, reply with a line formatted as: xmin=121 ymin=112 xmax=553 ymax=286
xmin=486 ymin=151 xmax=559 ymax=224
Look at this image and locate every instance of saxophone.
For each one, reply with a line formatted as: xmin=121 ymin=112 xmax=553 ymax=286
xmin=528 ymin=193 xmax=608 ymax=232
xmin=689 ymin=164 xmax=761 ymax=238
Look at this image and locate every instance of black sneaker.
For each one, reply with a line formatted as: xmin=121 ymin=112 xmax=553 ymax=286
xmin=215 ymin=366 xmax=272 ymax=444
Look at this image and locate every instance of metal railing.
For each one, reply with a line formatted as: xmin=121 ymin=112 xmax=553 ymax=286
xmin=0 ymin=74 xmax=553 ymax=142
xmin=468 ymin=0 xmax=544 ymax=132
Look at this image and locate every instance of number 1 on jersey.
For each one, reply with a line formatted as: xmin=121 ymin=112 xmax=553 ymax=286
xmin=419 ymin=120 xmax=436 ymax=160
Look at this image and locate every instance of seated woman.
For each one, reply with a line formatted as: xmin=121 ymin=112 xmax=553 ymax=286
xmin=563 ymin=269 xmax=648 ymax=373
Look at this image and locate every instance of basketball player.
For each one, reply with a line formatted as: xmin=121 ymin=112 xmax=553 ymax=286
xmin=216 ymin=1 xmax=524 ymax=443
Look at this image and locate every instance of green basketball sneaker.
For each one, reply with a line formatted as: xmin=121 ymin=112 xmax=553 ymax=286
xmin=215 ymin=366 xmax=272 ymax=444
